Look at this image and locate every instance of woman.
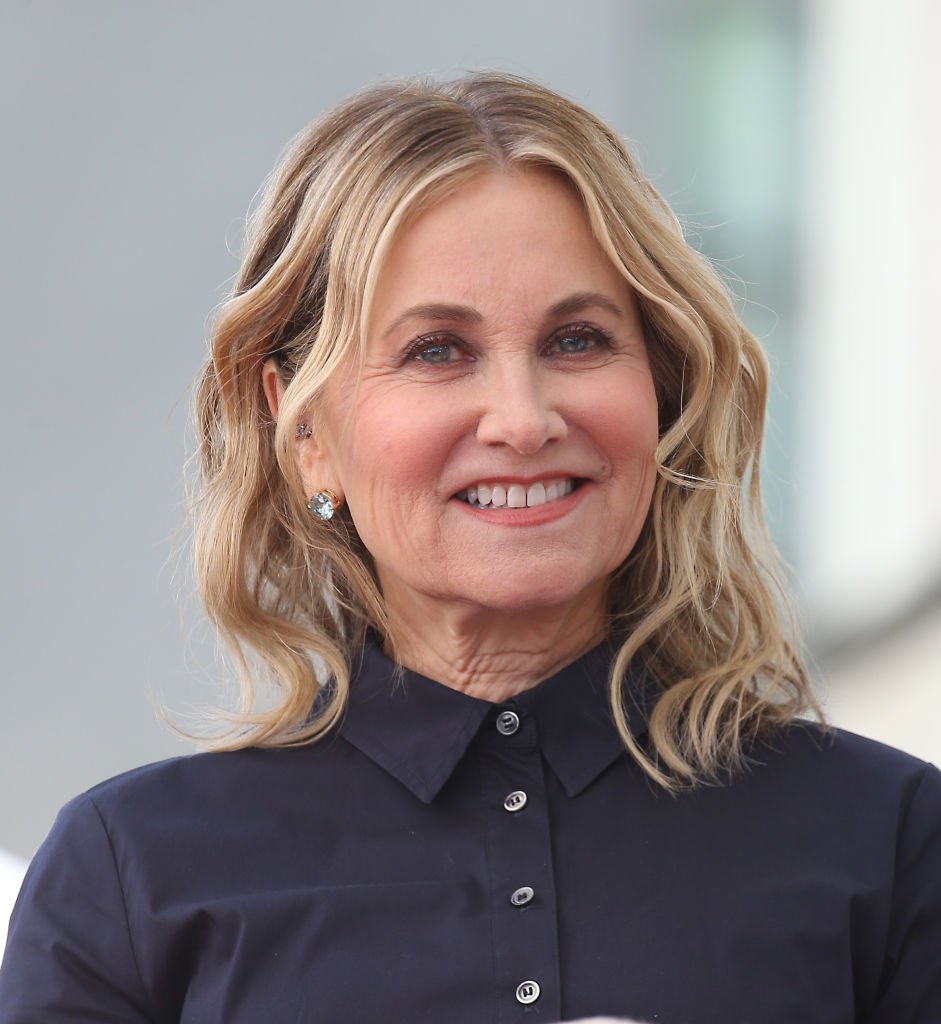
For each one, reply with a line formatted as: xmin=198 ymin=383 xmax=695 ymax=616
xmin=1 ymin=73 xmax=939 ymax=1023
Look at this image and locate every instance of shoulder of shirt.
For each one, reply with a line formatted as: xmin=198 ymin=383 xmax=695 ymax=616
xmin=63 ymin=741 xmax=346 ymax=823
xmin=72 ymin=722 xmax=934 ymax=793
xmin=54 ymin=720 xmax=940 ymax=834
xmin=748 ymin=718 xmax=940 ymax=795
xmin=767 ymin=717 xmax=931 ymax=763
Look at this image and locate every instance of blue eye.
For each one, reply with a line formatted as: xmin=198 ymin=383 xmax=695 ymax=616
xmin=550 ymin=325 xmax=612 ymax=356
xmin=556 ymin=332 xmax=593 ymax=354
xmin=416 ymin=342 xmax=454 ymax=364
xmin=404 ymin=334 xmax=468 ymax=366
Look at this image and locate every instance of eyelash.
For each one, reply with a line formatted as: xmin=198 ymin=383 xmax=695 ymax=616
xmin=403 ymin=323 xmax=615 ymax=365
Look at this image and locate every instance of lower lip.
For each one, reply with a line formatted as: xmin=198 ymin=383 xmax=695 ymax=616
xmin=451 ymin=483 xmax=588 ymax=527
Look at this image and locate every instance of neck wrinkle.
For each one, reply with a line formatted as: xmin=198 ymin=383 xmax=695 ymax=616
xmin=383 ymin=603 xmax=608 ymax=703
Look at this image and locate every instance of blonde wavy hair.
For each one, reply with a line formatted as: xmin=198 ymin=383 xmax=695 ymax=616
xmin=194 ymin=72 xmax=819 ymax=789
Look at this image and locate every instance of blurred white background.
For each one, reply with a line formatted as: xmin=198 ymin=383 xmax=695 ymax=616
xmin=2 ymin=0 xmax=938 ymax=881
xmin=0 ymin=852 xmax=26 ymax=952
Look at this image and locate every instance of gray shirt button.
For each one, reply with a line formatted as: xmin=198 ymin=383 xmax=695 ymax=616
xmin=496 ymin=710 xmax=520 ymax=735
xmin=516 ymin=980 xmax=540 ymax=1004
xmin=510 ymin=886 xmax=534 ymax=906
xmin=503 ymin=790 xmax=528 ymax=812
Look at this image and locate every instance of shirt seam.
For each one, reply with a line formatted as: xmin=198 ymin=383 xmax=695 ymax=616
xmin=87 ymin=794 xmax=157 ymax=1024
xmin=894 ymin=761 xmax=936 ymax=872
xmin=870 ymin=760 xmax=936 ymax=1010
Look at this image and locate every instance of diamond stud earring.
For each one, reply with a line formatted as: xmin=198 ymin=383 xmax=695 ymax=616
xmin=306 ymin=490 xmax=342 ymax=521
xmin=295 ymin=423 xmax=313 ymax=440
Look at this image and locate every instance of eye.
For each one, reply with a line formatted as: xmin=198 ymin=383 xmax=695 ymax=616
xmin=556 ymin=332 xmax=592 ymax=354
xmin=417 ymin=341 xmax=455 ymax=364
xmin=548 ymin=323 xmax=614 ymax=356
xmin=403 ymin=333 xmax=468 ymax=366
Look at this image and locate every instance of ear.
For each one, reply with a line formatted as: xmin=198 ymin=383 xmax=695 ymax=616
xmin=261 ymin=358 xmax=344 ymax=505
xmin=261 ymin=357 xmax=287 ymax=421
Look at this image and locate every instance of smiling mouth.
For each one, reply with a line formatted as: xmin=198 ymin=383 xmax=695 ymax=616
xmin=455 ymin=478 xmax=579 ymax=509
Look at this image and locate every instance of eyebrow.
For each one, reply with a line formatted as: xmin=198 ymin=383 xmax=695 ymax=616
xmin=382 ymin=303 xmax=483 ymax=339
xmin=381 ymin=291 xmax=625 ymax=339
xmin=546 ymin=291 xmax=626 ymax=322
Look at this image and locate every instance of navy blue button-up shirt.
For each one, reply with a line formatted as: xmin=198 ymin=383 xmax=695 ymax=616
xmin=2 ymin=640 xmax=940 ymax=1022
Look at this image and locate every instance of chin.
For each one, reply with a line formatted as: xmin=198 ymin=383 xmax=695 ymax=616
xmin=457 ymin=574 xmax=606 ymax=617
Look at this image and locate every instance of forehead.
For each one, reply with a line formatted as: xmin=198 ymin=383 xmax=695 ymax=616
xmin=366 ymin=167 xmax=632 ymax=332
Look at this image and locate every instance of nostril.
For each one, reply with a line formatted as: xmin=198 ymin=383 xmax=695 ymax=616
xmin=476 ymin=407 xmax=567 ymax=454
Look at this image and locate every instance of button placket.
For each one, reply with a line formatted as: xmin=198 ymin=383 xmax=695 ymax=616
xmin=480 ymin=711 xmax=560 ymax=1022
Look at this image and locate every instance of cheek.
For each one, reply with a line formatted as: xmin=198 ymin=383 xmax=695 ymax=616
xmin=583 ymin=376 xmax=660 ymax=464
xmin=349 ymin=431 xmax=434 ymax=497
xmin=609 ymin=398 xmax=659 ymax=447
xmin=336 ymin=404 xmax=451 ymax=537
xmin=349 ymin=391 xmax=468 ymax=488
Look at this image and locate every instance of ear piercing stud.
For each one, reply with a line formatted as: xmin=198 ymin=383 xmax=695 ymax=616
xmin=307 ymin=490 xmax=342 ymax=521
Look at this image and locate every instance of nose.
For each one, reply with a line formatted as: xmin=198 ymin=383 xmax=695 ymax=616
xmin=474 ymin=361 xmax=568 ymax=454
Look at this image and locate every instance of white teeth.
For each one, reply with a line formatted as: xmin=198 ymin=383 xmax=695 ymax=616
xmin=526 ymin=482 xmax=546 ymax=507
xmin=507 ymin=484 xmax=527 ymax=508
xmin=460 ymin=477 xmax=575 ymax=509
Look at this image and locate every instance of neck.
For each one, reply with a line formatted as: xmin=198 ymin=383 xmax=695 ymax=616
xmin=380 ymin=585 xmax=608 ymax=703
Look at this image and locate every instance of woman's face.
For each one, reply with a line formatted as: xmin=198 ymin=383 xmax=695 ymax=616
xmin=306 ymin=168 xmax=659 ymax=625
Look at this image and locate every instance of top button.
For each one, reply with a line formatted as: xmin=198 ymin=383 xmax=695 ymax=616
xmin=496 ymin=710 xmax=520 ymax=735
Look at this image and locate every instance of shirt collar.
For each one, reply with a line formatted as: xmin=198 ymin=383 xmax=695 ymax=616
xmin=339 ymin=637 xmax=656 ymax=804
